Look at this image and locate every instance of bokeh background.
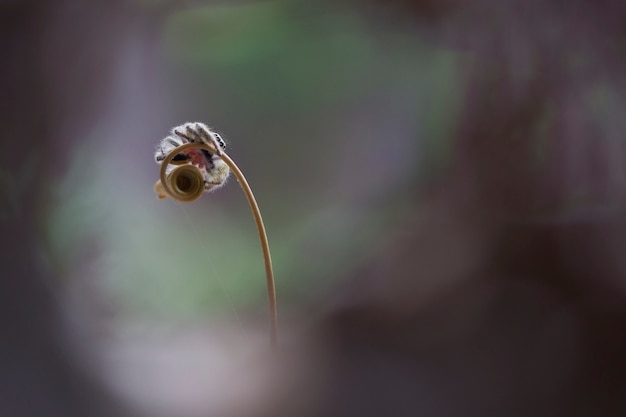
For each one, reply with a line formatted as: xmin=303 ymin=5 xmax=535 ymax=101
xmin=49 ymin=1 xmax=451 ymax=321
xmin=2 ymin=0 xmax=626 ymax=416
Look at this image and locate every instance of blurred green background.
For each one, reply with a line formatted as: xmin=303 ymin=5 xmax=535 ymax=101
xmin=44 ymin=0 xmax=461 ymax=326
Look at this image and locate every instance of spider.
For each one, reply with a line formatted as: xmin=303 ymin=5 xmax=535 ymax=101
xmin=155 ymin=122 xmax=230 ymax=192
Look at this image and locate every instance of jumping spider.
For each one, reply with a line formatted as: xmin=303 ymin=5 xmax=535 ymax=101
xmin=155 ymin=122 xmax=230 ymax=192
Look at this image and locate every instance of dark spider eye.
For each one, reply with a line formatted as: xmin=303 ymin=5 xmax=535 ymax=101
xmin=201 ymin=149 xmax=213 ymax=159
xmin=214 ymin=133 xmax=226 ymax=149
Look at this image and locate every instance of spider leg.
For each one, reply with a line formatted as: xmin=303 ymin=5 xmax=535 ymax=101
xmin=185 ymin=124 xmax=200 ymax=141
xmin=195 ymin=124 xmax=211 ymax=142
xmin=155 ymin=145 xmax=165 ymax=162
xmin=156 ymin=135 xmax=187 ymax=162
xmin=174 ymin=129 xmax=194 ymax=143
xmin=196 ymin=124 xmax=223 ymax=156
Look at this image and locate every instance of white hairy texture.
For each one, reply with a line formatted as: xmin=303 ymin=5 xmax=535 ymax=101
xmin=154 ymin=122 xmax=230 ymax=193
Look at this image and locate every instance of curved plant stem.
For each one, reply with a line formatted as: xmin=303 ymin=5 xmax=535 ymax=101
xmin=159 ymin=142 xmax=278 ymax=347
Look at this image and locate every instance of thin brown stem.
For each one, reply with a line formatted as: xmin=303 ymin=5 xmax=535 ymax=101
xmin=158 ymin=142 xmax=278 ymax=347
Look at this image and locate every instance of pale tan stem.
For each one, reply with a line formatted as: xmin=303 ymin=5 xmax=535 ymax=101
xmin=158 ymin=142 xmax=278 ymax=347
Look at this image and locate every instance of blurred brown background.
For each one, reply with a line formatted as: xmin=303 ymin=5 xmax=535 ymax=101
xmin=1 ymin=0 xmax=625 ymax=416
